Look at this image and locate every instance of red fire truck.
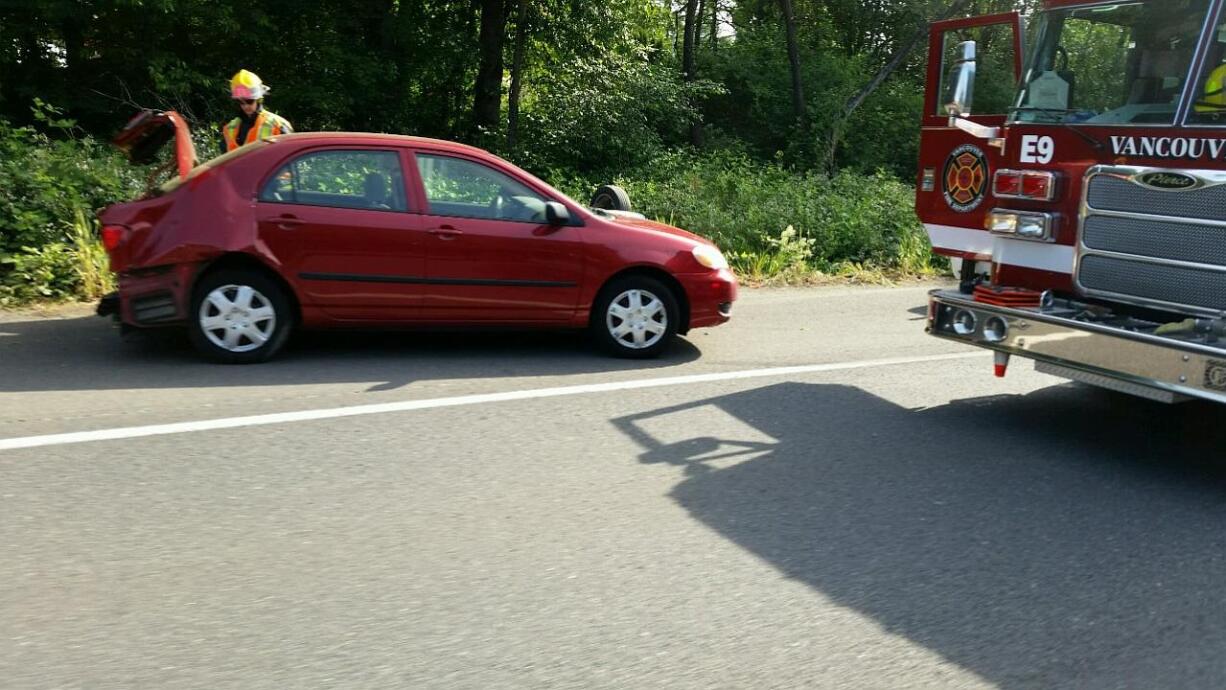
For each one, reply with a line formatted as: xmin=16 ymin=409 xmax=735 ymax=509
xmin=920 ymin=0 xmax=1226 ymax=403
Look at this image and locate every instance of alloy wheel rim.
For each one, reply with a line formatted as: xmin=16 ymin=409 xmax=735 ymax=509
xmin=199 ymin=284 xmax=277 ymax=353
xmin=606 ymin=289 xmax=667 ymax=349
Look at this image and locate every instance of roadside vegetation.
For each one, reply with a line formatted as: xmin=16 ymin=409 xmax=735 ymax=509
xmin=0 ymin=105 xmax=142 ymax=305
xmin=0 ymin=0 xmax=1040 ymax=305
xmin=555 ymin=151 xmax=944 ymax=285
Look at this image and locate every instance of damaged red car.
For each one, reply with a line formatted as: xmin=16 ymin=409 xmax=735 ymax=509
xmin=98 ymin=111 xmax=737 ymax=363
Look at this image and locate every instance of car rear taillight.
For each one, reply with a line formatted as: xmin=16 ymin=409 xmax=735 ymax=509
xmin=993 ymin=169 xmax=1056 ymax=201
xmin=101 ymin=225 xmax=127 ymax=253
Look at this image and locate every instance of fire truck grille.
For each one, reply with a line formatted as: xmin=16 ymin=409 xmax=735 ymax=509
xmin=1086 ymin=174 xmax=1226 ymax=223
xmin=1079 ymin=255 xmax=1226 ymax=312
xmin=1079 ymin=170 xmax=1226 ymax=315
xmin=1082 ymin=216 xmax=1226 ymax=267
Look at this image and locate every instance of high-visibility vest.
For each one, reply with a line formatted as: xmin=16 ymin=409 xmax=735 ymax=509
xmin=222 ymin=110 xmax=292 ymax=151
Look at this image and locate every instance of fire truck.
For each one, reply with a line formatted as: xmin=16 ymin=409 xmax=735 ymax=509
xmin=920 ymin=0 xmax=1226 ymax=404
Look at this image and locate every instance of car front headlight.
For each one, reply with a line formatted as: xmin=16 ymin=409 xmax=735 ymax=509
xmin=692 ymin=245 xmax=728 ymax=270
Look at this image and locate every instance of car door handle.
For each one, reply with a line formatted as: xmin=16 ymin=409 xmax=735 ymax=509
xmin=428 ymin=226 xmax=464 ymax=238
xmin=265 ymin=214 xmax=303 ymax=229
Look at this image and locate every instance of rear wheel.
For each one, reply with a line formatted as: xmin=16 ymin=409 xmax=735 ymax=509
xmin=188 ymin=270 xmax=293 ymax=363
xmin=591 ymin=276 xmax=679 ymax=358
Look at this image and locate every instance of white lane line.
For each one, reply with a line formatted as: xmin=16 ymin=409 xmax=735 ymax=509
xmin=0 ymin=352 xmax=986 ymax=451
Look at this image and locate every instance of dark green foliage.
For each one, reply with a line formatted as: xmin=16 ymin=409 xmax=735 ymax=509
xmin=513 ymin=55 xmax=712 ymax=177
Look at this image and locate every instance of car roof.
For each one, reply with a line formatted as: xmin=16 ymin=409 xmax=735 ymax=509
xmin=267 ymin=132 xmax=492 ymax=157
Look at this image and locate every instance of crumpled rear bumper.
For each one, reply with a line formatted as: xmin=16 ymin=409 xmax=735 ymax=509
xmin=99 ymin=263 xmax=198 ymax=327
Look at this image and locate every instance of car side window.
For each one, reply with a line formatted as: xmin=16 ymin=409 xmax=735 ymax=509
xmin=416 ymin=154 xmax=548 ymax=222
xmin=259 ymin=149 xmax=408 ymax=212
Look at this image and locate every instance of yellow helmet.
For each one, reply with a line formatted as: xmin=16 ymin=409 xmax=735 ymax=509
xmin=229 ymin=69 xmax=269 ymax=100
xmin=1197 ymin=63 xmax=1226 ymax=112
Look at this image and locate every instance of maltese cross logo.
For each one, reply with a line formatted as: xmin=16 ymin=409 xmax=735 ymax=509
xmin=943 ymin=144 xmax=988 ymax=213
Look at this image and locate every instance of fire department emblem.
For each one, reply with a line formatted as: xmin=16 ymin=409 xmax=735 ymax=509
xmin=1205 ymin=360 xmax=1226 ymax=392
xmin=943 ymin=144 xmax=988 ymax=213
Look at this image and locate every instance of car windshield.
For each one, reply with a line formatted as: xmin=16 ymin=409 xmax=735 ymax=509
xmin=1010 ymin=0 xmax=1211 ymax=126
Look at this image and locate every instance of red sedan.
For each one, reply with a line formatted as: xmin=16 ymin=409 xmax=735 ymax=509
xmin=98 ymin=112 xmax=737 ymax=363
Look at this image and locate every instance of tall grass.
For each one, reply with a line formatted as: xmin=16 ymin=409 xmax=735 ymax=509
xmin=69 ymin=207 xmax=114 ymax=300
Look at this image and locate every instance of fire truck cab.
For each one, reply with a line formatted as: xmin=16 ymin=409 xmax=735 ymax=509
xmin=920 ymin=0 xmax=1226 ymax=403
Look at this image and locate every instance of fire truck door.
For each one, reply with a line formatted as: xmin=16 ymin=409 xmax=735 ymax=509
xmin=917 ymin=12 xmax=1022 ymax=267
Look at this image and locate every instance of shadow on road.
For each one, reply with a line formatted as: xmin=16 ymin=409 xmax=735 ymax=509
xmin=0 ymin=315 xmax=700 ymax=393
xmin=615 ymin=382 xmax=1226 ymax=688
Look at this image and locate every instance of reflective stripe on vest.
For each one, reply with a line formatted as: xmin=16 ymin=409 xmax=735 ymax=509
xmin=222 ymin=112 xmax=289 ymax=151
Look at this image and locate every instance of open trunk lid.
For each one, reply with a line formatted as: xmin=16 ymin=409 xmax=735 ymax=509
xmin=112 ymin=109 xmax=197 ymax=181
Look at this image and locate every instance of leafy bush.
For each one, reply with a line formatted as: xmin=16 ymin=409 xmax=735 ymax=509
xmin=0 ymin=242 xmax=78 ymax=304
xmin=559 ymin=150 xmax=944 ymax=281
xmin=0 ymin=207 xmax=116 ymax=306
xmin=514 ymin=53 xmax=718 ymax=177
xmin=0 ymin=105 xmax=142 ymax=251
xmin=836 ymin=78 xmax=926 ymax=180
xmin=0 ymin=106 xmax=142 ymax=304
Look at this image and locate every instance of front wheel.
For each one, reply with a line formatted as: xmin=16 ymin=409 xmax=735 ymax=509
xmin=591 ymin=276 xmax=680 ymax=359
xmin=188 ymin=270 xmax=293 ymax=364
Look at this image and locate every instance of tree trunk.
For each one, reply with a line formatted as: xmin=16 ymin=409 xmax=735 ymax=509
xmin=682 ymin=0 xmax=702 ymax=146
xmin=710 ymin=0 xmax=719 ymax=49
xmin=778 ymin=0 xmax=805 ymax=125
xmin=682 ymin=0 xmax=698 ymax=81
xmin=507 ymin=0 xmax=528 ymax=153
xmin=823 ymin=0 xmax=975 ymax=170
xmin=473 ymin=0 xmax=507 ymax=137
xmin=673 ymin=11 xmax=681 ymax=56
xmin=695 ymin=0 xmax=707 ymax=47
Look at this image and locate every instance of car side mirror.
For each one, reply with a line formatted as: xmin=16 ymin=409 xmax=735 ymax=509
xmin=544 ymin=201 xmax=572 ymax=226
xmin=945 ymin=40 xmax=977 ymax=119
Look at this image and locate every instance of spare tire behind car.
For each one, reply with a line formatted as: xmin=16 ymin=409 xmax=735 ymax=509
xmin=591 ymin=184 xmax=632 ymax=211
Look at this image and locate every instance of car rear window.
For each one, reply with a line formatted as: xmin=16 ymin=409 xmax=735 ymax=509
xmin=157 ymin=140 xmax=269 ymax=195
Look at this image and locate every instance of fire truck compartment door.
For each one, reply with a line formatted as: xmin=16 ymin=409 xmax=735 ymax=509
xmin=917 ymin=12 xmax=1023 ymax=261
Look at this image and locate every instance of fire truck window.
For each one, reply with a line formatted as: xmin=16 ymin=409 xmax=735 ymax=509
xmin=1012 ymin=0 xmax=1210 ymax=126
xmin=1189 ymin=22 xmax=1226 ymax=124
xmin=936 ymin=23 xmax=1018 ymax=116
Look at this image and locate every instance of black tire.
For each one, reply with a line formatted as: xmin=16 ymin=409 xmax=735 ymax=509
xmin=188 ymin=269 xmax=294 ymax=364
xmin=591 ymin=276 xmax=680 ymax=359
xmin=590 ymin=184 xmax=632 ymax=211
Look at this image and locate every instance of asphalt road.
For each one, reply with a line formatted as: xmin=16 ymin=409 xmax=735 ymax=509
xmin=5 ymin=284 xmax=1226 ymax=689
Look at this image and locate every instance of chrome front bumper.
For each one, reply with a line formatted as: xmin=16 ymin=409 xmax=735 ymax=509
xmin=927 ymin=289 xmax=1226 ymax=404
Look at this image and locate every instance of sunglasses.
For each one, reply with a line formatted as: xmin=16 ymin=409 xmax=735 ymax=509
xmin=236 ymin=99 xmax=258 ymax=105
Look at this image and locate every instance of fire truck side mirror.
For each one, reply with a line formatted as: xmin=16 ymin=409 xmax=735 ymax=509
xmin=945 ymin=40 xmax=977 ymax=119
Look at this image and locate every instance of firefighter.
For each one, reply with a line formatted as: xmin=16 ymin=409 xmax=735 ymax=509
xmin=221 ymin=69 xmax=293 ymax=152
xmin=1196 ymin=62 xmax=1226 ymax=113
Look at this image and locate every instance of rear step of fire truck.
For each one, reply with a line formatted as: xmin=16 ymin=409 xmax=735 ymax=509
xmin=927 ymin=288 xmax=1226 ymax=404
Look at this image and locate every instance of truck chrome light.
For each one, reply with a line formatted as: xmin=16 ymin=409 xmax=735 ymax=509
xmin=993 ymin=169 xmax=1056 ymax=201
xmin=993 ymin=170 xmax=1022 ymax=197
xmin=983 ymin=316 xmax=1008 ymax=343
xmin=1022 ymin=173 xmax=1054 ymax=201
xmin=986 ymin=209 xmax=1053 ymax=241
xmin=987 ymin=210 xmax=1019 ymax=234
xmin=952 ymin=309 xmax=978 ymax=336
